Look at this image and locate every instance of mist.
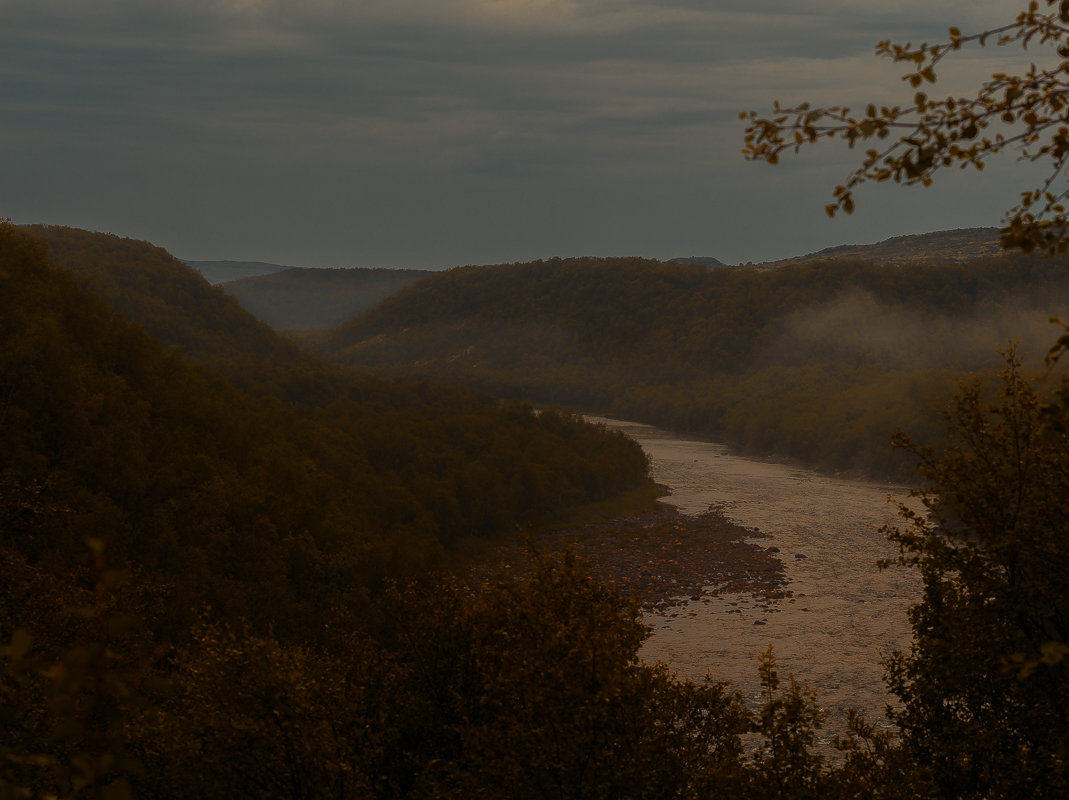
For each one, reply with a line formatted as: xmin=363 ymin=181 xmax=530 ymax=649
xmin=772 ymin=285 xmax=1069 ymax=372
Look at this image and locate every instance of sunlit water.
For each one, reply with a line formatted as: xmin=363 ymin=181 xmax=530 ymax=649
xmin=593 ymin=418 xmax=921 ymax=730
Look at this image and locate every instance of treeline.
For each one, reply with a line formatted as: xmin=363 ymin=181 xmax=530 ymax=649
xmin=318 ymin=254 xmax=1069 ymax=475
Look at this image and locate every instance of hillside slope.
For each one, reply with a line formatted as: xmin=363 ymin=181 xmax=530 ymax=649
xmin=3 ymin=223 xmax=653 ymax=640
xmin=760 ymin=227 xmax=1002 ymax=267
xmin=24 ymin=225 xmax=308 ymax=380
xmin=318 ymin=252 xmax=1069 ymax=475
xmin=223 ymin=266 xmax=430 ymax=329
xmin=185 ymin=258 xmax=292 ymax=284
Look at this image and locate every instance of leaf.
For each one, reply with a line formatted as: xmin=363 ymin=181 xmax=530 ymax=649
xmin=102 ymin=779 xmax=136 ymax=800
xmin=7 ymin=629 xmax=32 ymax=662
xmin=107 ymin=613 xmax=140 ymax=638
xmin=1040 ymin=641 xmax=1069 ymax=666
xmin=102 ymin=569 xmax=129 ymax=591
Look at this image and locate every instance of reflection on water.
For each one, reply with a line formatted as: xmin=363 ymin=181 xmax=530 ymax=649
xmin=593 ymin=417 xmax=920 ymax=729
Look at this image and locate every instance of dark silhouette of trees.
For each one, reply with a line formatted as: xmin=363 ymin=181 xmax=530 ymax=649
xmin=882 ymin=350 xmax=1069 ymax=798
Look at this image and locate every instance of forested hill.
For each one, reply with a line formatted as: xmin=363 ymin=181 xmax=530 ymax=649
xmin=319 ymin=253 xmax=1069 ymax=475
xmin=23 ymin=224 xmax=308 ymax=381
xmin=654 ymin=228 xmax=999 ymax=270
xmin=1 ymin=223 xmax=653 ymax=643
xmin=760 ymin=226 xmax=1002 ymax=267
xmin=221 ymin=265 xmax=430 ymax=329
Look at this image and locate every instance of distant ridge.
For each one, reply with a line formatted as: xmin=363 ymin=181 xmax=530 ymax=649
xmin=761 ymin=227 xmax=1002 ymax=267
xmin=223 ymin=266 xmax=431 ymax=329
xmin=669 ymin=256 xmax=725 ymax=267
xmin=184 ymin=259 xmax=293 ymax=284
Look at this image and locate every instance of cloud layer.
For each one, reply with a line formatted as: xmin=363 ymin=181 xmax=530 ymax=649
xmin=0 ymin=0 xmax=1050 ymax=267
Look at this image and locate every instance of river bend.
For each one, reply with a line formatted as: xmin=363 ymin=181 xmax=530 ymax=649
xmin=595 ymin=418 xmax=921 ymax=727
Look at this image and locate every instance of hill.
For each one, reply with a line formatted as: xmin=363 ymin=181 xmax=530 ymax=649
xmin=3 ymin=223 xmax=654 ymax=639
xmin=660 ymin=228 xmax=999 ymax=269
xmin=317 ymin=251 xmax=1069 ymax=476
xmin=184 ymin=258 xmax=293 ymax=284
xmin=668 ymin=256 xmax=726 ymax=267
xmin=760 ymin=226 xmax=1002 ymax=267
xmin=222 ymin=266 xmax=430 ymax=329
xmin=23 ymin=225 xmax=308 ymax=382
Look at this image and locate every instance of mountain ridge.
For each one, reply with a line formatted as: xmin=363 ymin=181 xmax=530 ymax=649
xmin=672 ymin=227 xmax=1002 ymax=269
xmin=758 ymin=226 xmax=1002 ymax=267
xmin=221 ymin=265 xmax=432 ymax=329
xmin=184 ymin=258 xmax=294 ymax=284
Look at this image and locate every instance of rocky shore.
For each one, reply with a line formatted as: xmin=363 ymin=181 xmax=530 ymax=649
xmin=480 ymin=503 xmax=789 ymax=611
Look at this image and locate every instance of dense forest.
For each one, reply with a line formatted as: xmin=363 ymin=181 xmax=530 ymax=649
xmin=2 ymin=223 xmax=1066 ymax=798
xmin=21 ymin=225 xmax=311 ymax=385
xmin=317 ymin=253 xmax=1069 ymax=475
xmin=1 ymin=224 xmax=655 ymax=630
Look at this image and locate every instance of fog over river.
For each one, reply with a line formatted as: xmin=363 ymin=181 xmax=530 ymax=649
xmin=594 ymin=418 xmax=922 ymax=729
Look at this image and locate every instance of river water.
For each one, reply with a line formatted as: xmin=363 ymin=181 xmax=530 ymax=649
xmin=594 ymin=418 xmax=921 ymax=729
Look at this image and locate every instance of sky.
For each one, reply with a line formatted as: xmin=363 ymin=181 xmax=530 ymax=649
xmin=0 ymin=0 xmax=1052 ymax=269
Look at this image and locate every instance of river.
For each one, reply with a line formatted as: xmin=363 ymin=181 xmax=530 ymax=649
xmin=593 ymin=417 xmax=921 ymax=730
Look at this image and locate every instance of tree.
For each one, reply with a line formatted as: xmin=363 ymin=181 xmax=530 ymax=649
xmin=376 ymin=550 xmax=753 ymax=799
xmin=744 ymin=16 xmax=1069 ymax=795
xmin=741 ymin=1 xmax=1069 ymax=257
xmin=1 ymin=539 xmax=161 ymax=800
xmin=881 ymin=350 xmax=1069 ymax=799
xmin=747 ymin=646 xmax=828 ymax=800
xmin=134 ymin=620 xmax=369 ymax=800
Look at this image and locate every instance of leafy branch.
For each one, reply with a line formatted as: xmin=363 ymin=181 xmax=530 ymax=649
xmin=741 ymin=0 xmax=1069 ymax=255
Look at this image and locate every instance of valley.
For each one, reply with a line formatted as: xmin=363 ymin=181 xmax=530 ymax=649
xmin=3 ymin=221 xmax=1066 ymax=798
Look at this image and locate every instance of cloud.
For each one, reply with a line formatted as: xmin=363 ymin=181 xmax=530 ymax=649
xmin=0 ymin=0 xmax=1057 ymax=267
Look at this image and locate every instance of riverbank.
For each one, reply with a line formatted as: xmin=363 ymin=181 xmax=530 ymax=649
xmin=475 ymin=502 xmax=789 ymax=611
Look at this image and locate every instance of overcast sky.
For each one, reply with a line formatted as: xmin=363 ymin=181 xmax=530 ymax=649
xmin=0 ymin=0 xmax=1051 ymax=269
